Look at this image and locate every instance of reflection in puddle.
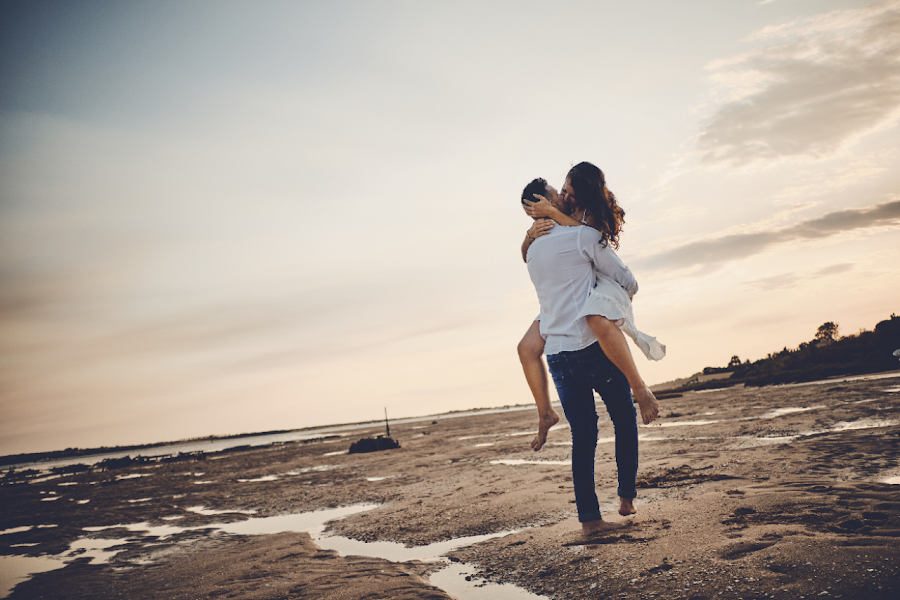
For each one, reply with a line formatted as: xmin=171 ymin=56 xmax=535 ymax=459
xmin=883 ymin=476 xmax=900 ymax=485
xmin=116 ymin=473 xmax=152 ymax=480
xmin=185 ymin=506 xmax=257 ymax=516
xmin=475 ymin=443 xmax=496 ymax=448
xmin=431 ymin=562 xmax=549 ymax=599
xmin=323 ymin=450 xmax=346 ymax=456
xmin=315 ymin=526 xmax=524 ymax=563
xmin=127 ymin=498 xmax=153 ymax=503
xmin=490 ymin=459 xmax=571 ymax=466
xmin=0 ymin=527 xmax=31 ymax=536
xmin=883 ymin=386 xmax=900 ymax=393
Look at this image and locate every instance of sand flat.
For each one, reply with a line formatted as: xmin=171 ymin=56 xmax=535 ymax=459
xmin=2 ymin=378 xmax=899 ymax=599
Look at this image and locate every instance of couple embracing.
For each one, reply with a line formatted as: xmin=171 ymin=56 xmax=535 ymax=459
xmin=516 ymin=162 xmax=665 ymax=536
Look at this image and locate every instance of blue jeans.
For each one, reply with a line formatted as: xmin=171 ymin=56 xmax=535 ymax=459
xmin=546 ymin=342 xmax=638 ymax=522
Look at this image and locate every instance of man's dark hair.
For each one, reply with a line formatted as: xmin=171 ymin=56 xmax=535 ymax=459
xmin=521 ymin=178 xmax=548 ymax=206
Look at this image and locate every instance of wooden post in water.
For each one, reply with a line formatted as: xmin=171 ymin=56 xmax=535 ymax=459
xmin=384 ymin=407 xmax=390 ymax=437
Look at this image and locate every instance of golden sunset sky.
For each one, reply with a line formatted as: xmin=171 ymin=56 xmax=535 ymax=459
xmin=2 ymin=0 xmax=898 ymax=455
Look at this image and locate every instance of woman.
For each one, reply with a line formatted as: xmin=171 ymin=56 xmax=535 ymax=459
xmin=518 ymin=162 xmax=664 ymax=465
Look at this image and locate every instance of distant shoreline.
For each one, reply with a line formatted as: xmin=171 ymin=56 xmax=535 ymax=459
xmin=7 ymin=364 xmax=899 ymax=470
xmin=0 ymin=402 xmax=537 ymax=469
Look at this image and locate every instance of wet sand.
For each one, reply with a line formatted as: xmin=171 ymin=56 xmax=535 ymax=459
xmin=2 ymin=375 xmax=900 ymax=599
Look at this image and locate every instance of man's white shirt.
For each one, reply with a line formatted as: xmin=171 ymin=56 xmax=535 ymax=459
xmin=526 ymin=225 xmax=638 ymax=356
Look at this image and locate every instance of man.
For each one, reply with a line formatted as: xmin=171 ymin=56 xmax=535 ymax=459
xmin=521 ymin=177 xmax=649 ymax=535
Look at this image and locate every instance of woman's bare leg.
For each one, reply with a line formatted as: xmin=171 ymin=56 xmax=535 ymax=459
xmin=517 ymin=321 xmax=559 ymax=451
xmin=585 ymin=315 xmax=659 ymax=426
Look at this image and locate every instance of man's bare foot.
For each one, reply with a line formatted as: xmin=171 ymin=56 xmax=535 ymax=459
xmin=530 ymin=410 xmax=560 ymax=451
xmin=619 ymin=497 xmax=637 ymax=516
xmin=633 ymin=386 xmax=659 ymax=425
xmin=581 ymin=518 xmax=627 ymax=536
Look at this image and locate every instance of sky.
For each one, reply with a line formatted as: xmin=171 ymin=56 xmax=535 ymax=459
xmin=1 ymin=0 xmax=898 ymax=456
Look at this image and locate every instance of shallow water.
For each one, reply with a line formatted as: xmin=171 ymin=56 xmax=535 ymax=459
xmin=431 ymin=562 xmax=549 ymax=599
xmin=7 ymin=403 xmax=550 ymax=472
xmin=490 ymin=459 xmax=572 ymax=466
xmin=0 ymin=504 xmax=548 ymax=600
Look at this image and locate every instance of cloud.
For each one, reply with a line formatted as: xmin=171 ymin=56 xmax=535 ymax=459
xmin=699 ymin=0 xmax=900 ymax=166
xmin=811 ymin=262 xmax=854 ymax=277
xmin=638 ymin=198 xmax=900 ymax=272
xmin=743 ymin=262 xmax=854 ymax=291
xmin=744 ymin=272 xmax=801 ymax=291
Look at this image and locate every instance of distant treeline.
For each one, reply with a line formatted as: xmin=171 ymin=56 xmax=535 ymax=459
xmin=677 ymin=313 xmax=900 ymax=391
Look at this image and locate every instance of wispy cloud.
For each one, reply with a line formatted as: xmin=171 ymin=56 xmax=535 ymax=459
xmin=637 ymin=198 xmax=900 ymax=272
xmin=743 ymin=262 xmax=854 ymax=292
xmin=699 ymin=0 xmax=900 ymax=166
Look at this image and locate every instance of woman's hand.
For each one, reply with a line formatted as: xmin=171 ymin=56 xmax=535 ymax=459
xmin=527 ymin=219 xmax=554 ymax=240
xmin=522 ymin=195 xmax=558 ymax=219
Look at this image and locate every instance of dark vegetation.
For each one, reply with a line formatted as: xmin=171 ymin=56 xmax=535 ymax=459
xmin=677 ymin=313 xmax=900 ymax=391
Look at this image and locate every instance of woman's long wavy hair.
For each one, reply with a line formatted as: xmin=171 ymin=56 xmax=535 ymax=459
xmin=567 ymin=162 xmax=625 ymax=249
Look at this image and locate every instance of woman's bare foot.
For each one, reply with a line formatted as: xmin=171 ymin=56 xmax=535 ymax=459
xmin=633 ymin=386 xmax=660 ymax=425
xmin=531 ymin=410 xmax=560 ymax=451
xmin=619 ymin=497 xmax=637 ymax=516
xmin=581 ymin=518 xmax=627 ymax=536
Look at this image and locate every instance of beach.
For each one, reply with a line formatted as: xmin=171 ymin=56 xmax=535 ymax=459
xmin=2 ymin=373 xmax=900 ymax=599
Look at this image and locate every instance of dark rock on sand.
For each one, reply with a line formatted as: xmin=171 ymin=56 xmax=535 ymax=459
xmin=349 ymin=435 xmax=401 ymax=454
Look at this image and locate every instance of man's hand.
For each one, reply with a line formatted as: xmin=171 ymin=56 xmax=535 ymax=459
xmin=527 ymin=219 xmax=554 ymax=240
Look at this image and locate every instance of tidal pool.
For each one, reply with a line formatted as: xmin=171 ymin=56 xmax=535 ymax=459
xmin=0 ymin=504 xmax=550 ymax=600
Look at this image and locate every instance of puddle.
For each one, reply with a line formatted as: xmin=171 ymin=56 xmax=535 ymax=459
xmin=127 ymin=498 xmax=153 ymax=503
xmin=431 ymin=563 xmax=548 ymax=599
xmin=883 ymin=476 xmax=900 ymax=485
xmin=315 ymin=527 xmax=524 ymax=563
xmin=323 ymin=450 xmax=346 ymax=456
xmin=185 ymin=506 xmax=257 ymax=516
xmin=192 ymin=481 xmax=215 ymax=485
xmin=0 ymin=502 xmax=547 ymax=600
xmin=116 ymin=473 xmax=152 ymax=480
xmin=645 ymin=419 xmax=720 ymax=428
xmin=785 ymin=371 xmax=900 ymax=387
xmin=237 ymin=475 xmax=279 ymax=483
xmin=39 ymin=496 xmax=60 ymax=502
xmin=490 ymin=459 xmax=571 ymax=466
xmin=822 ymin=418 xmax=896 ymax=432
xmin=883 ymin=386 xmax=900 ymax=393
xmin=474 ymin=443 xmax=496 ymax=448
xmin=365 ymin=476 xmax=392 ymax=482
xmin=28 ymin=475 xmax=61 ymax=484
